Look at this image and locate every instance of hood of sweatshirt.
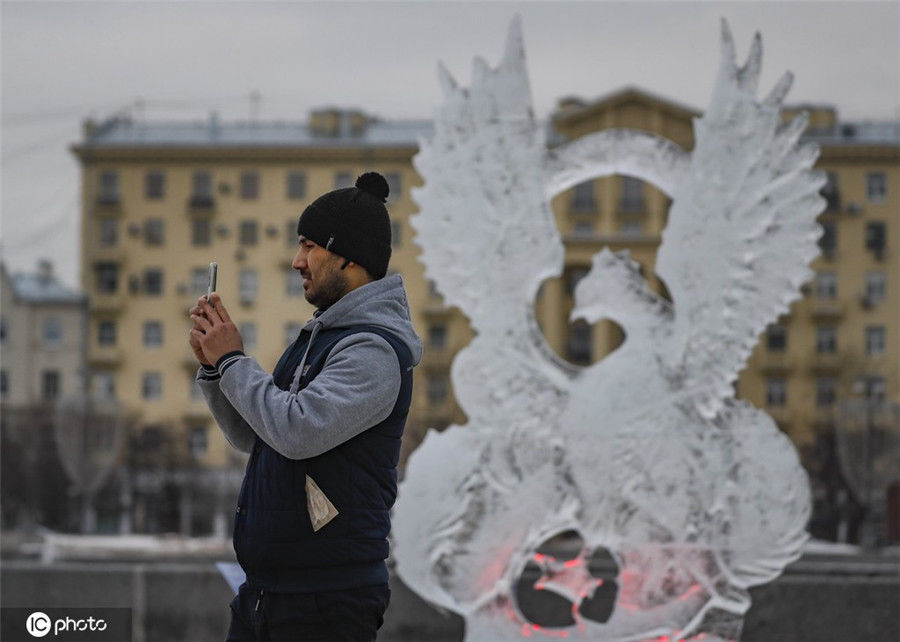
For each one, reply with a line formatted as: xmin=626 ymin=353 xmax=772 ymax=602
xmin=302 ymin=273 xmax=423 ymax=367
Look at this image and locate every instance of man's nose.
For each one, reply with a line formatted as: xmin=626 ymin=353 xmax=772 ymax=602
xmin=292 ymin=250 xmax=305 ymax=270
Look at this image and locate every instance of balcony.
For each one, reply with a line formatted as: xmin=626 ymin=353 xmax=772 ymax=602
xmin=810 ymin=351 xmax=844 ymax=374
xmin=90 ymin=291 xmax=125 ymax=313
xmin=760 ymin=353 xmax=792 ymax=374
xmin=90 ymin=346 xmax=123 ymax=368
xmin=94 ymin=195 xmax=122 ymax=215
xmin=91 ymin=246 xmax=126 ymax=264
xmin=423 ymin=348 xmax=454 ymax=368
xmin=188 ymin=195 xmax=216 ymax=214
xmin=810 ymin=301 xmax=843 ymax=320
xmin=618 ymin=198 xmax=647 ymax=216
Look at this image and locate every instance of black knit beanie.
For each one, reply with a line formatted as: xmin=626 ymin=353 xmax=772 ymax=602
xmin=296 ymin=172 xmax=392 ymax=279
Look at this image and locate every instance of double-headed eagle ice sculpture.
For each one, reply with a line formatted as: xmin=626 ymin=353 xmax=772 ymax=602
xmin=394 ymin=17 xmax=820 ymax=642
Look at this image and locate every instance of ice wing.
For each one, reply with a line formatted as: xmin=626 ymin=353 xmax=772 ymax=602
xmin=656 ymin=21 xmax=826 ymax=418
xmin=410 ymin=16 xmax=564 ymax=332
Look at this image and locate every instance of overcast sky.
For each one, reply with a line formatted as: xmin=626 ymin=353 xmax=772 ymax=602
xmin=2 ymin=0 xmax=898 ymax=289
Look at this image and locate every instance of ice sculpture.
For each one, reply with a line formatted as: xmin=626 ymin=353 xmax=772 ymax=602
xmin=394 ymin=17 xmax=820 ymax=641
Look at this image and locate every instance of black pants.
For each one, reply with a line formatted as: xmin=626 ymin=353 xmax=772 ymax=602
xmin=225 ymin=582 xmax=391 ymax=642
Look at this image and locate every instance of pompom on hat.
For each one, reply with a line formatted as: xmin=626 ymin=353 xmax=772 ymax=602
xmin=296 ymin=172 xmax=392 ymax=279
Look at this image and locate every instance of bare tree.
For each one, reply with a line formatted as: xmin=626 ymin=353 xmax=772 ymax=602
xmin=53 ymin=396 xmax=127 ymax=533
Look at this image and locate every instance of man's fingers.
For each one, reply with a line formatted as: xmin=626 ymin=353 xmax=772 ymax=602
xmin=191 ymin=313 xmax=213 ymax=332
xmin=211 ymin=293 xmax=233 ymax=324
xmin=200 ymin=296 xmax=223 ymax=325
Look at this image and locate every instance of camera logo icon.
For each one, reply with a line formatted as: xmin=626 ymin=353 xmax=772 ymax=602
xmin=25 ymin=611 xmax=52 ymax=638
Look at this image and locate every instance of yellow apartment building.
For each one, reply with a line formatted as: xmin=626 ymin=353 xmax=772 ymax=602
xmin=545 ymin=88 xmax=898 ymax=542
xmin=72 ymin=94 xmax=897 ymax=537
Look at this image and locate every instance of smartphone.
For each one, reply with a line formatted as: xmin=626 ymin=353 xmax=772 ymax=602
xmin=206 ymin=262 xmax=218 ymax=302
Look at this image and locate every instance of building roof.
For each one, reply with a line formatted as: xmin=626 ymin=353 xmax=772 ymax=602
xmin=80 ymin=113 xmax=433 ymax=149
xmin=803 ymin=121 xmax=900 ymax=146
xmin=2 ymin=261 xmax=85 ymax=304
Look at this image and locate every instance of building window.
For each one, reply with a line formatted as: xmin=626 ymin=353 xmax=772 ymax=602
xmin=98 ymin=320 xmax=116 ymax=346
xmin=866 ymin=326 xmax=886 ymax=356
xmin=766 ymin=324 xmax=787 ymax=352
xmin=189 ymin=425 xmax=208 ymax=457
xmin=98 ymin=170 xmax=119 ymax=205
xmin=285 ymin=322 xmax=303 ymax=347
xmin=814 ymin=272 xmax=837 ymax=299
xmin=1 ymin=370 xmax=8 ymax=399
xmin=821 ymin=171 xmax=840 ymax=212
xmin=145 ymin=171 xmax=165 ymax=199
xmin=192 ymin=219 xmax=211 ymax=246
xmin=43 ymin=316 xmax=62 ymax=347
xmin=428 ymin=324 xmax=447 ymax=349
xmin=620 ymin=176 xmax=645 ymax=212
xmin=143 ymin=321 xmax=163 ymax=348
xmin=191 ymin=170 xmax=214 ymax=208
xmin=191 ymin=268 xmax=208 ymax=296
xmin=865 ymin=222 xmax=886 ymax=257
xmin=816 ymin=378 xmax=836 ymax=407
xmin=865 ymin=271 xmax=886 ymax=304
xmin=334 ymin=171 xmax=353 ymax=189
xmin=239 ymin=220 xmax=258 ymax=246
xmin=766 ymin=377 xmax=787 ymax=406
xmin=571 ymin=181 xmax=596 ymax=213
xmin=427 ymin=372 xmax=448 ymax=404
xmin=141 ymin=425 xmax=163 ymax=451
xmin=144 ymin=268 xmax=164 ymax=296
xmin=287 ymin=171 xmax=306 ymax=200
xmin=385 ymin=172 xmax=402 ymax=202
xmin=565 ymin=266 xmax=590 ymax=296
xmin=144 ymin=218 xmax=165 ymax=246
xmin=42 ymin=370 xmax=60 ymax=400
xmin=240 ymin=171 xmax=260 ymax=200
xmin=621 ymin=220 xmax=643 ymax=236
xmin=96 ymin=263 xmax=119 ymax=293
xmin=239 ymin=269 xmax=258 ymax=304
xmin=390 ymin=220 xmax=402 ymax=249
xmin=286 ymin=268 xmax=303 ymax=297
xmin=816 ymin=326 xmax=837 ymax=354
xmin=286 ymin=220 xmax=298 ymax=248
xmin=142 ymin=372 xmax=162 ymax=400
xmin=863 ymin=377 xmax=886 ymax=402
xmin=0 ymin=317 xmax=6 ymax=344
xmin=99 ymin=218 xmax=118 ymax=246
xmin=239 ymin=322 xmax=257 ymax=351
xmin=866 ymin=172 xmax=886 ymax=202
xmin=819 ymin=220 xmax=837 ymax=258
xmin=92 ymin=371 xmax=116 ymax=400
xmin=573 ymin=220 xmax=594 ymax=238
xmin=567 ymin=320 xmax=593 ymax=365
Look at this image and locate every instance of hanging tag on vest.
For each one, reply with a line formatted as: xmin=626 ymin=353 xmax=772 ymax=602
xmin=305 ymin=474 xmax=338 ymax=532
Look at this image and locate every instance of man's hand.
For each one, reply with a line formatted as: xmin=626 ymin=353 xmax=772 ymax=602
xmin=188 ymin=298 xmax=213 ymax=366
xmin=190 ymin=293 xmax=244 ymax=367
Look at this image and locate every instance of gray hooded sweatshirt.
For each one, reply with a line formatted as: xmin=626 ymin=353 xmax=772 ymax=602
xmin=196 ymin=274 xmax=423 ymax=459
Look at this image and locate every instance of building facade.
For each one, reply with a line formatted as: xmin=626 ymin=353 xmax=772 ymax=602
xmin=0 ymin=260 xmax=92 ymax=530
xmin=72 ymin=95 xmax=898 ymax=540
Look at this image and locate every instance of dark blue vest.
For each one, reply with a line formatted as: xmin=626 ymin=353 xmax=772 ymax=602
xmin=232 ymin=325 xmax=413 ymax=592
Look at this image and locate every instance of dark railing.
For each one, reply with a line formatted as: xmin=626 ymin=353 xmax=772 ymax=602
xmin=188 ymin=195 xmax=215 ymax=212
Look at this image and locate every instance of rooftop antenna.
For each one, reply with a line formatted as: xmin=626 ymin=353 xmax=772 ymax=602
xmin=250 ymin=90 xmax=261 ymax=123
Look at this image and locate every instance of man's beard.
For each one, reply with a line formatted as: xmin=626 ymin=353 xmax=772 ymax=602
xmin=305 ymin=264 xmax=349 ymax=311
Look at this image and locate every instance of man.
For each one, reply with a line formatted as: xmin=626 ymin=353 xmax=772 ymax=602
xmin=189 ymin=172 xmax=423 ymax=641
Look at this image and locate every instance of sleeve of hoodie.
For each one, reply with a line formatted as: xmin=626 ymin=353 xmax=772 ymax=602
xmin=213 ymin=332 xmax=401 ymax=460
xmin=195 ymin=365 xmax=256 ymax=454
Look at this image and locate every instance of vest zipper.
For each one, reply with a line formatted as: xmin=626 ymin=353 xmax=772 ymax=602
xmin=255 ymin=589 xmax=264 ymax=612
